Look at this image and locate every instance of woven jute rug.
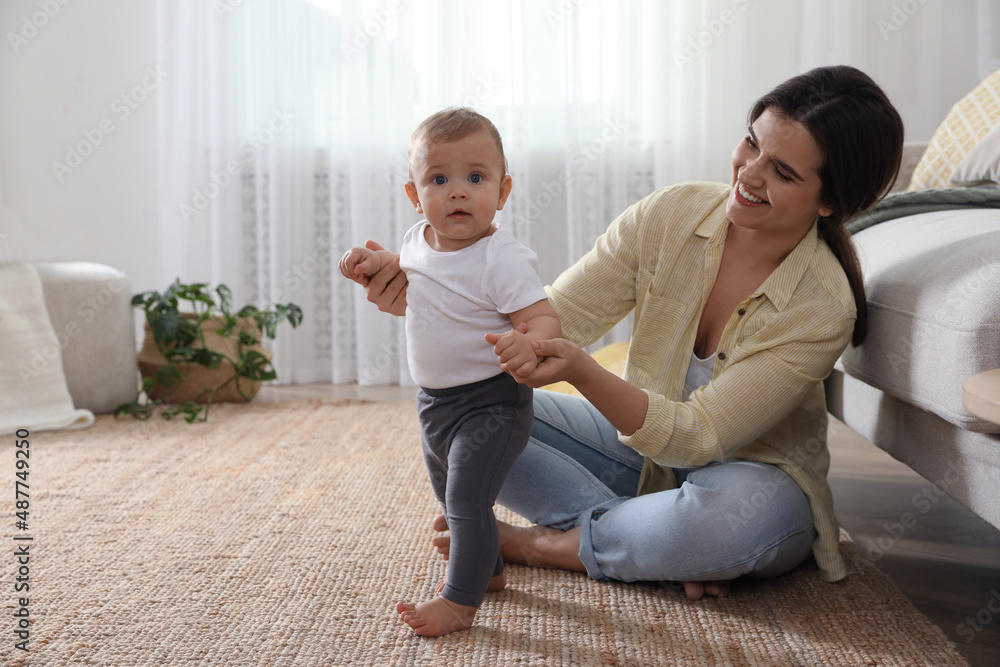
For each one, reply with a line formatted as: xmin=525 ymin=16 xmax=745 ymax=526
xmin=1 ymin=400 xmax=967 ymax=666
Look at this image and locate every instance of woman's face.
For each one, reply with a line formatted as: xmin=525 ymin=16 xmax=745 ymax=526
xmin=726 ymin=108 xmax=832 ymax=242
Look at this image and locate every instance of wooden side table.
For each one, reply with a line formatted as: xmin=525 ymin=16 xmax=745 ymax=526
xmin=962 ymin=369 xmax=1000 ymax=425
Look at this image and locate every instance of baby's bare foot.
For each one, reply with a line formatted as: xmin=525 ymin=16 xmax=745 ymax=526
xmin=433 ymin=573 xmax=506 ymax=597
xmin=396 ymin=597 xmax=478 ymax=636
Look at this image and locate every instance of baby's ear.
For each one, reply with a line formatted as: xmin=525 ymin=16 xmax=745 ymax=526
xmin=404 ymin=181 xmax=423 ymax=213
xmin=496 ymin=175 xmax=513 ymax=210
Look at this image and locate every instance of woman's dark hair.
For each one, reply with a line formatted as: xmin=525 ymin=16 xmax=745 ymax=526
xmin=748 ymin=65 xmax=904 ymax=346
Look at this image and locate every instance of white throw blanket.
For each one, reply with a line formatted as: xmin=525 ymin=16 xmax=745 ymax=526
xmin=0 ymin=262 xmax=94 ymax=435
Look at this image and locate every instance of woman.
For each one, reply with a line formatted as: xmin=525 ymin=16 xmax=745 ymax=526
xmin=354 ymin=66 xmax=903 ymax=599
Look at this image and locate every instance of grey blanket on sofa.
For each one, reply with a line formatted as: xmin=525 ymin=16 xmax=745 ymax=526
xmin=845 ymin=187 xmax=1000 ymax=234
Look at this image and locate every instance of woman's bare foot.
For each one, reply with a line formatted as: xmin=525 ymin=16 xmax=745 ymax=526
xmin=433 ymin=514 xmax=731 ymax=600
xmin=431 ymin=514 xmax=585 ymax=572
xmin=433 ymin=573 xmax=506 ymax=596
xmin=681 ymin=580 xmax=730 ymax=600
xmin=396 ymin=597 xmax=478 ymax=637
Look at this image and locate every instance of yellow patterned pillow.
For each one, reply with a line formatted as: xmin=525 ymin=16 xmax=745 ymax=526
xmin=908 ymin=68 xmax=1000 ymax=190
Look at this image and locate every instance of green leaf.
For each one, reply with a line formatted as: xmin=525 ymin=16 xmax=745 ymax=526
xmin=237 ymin=330 xmax=258 ymax=347
xmin=262 ymin=313 xmax=279 ymax=339
xmin=164 ymin=345 xmax=193 ymax=364
xmin=285 ymin=303 xmax=304 ymax=328
xmin=216 ymin=284 xmax=233 ymax=314
xmin=162 ymin=278 xmax=184 ymax=305
xmin=239 ymin=349 xmax=277 ymax=381
xmin=190 ymin=348 xmax=226 ymax=369
xmin=155 ymin=365 xmax=183 ymax=389
xmin=132 ymin=291 xmax=155 ymax=307
xmin=236 ymin=304 xmax=259 ymax=319
xmin=150 ymin=309 xmax=180 ymax=343
xmin=179 ymin=402 xmax=204 ymax=423
xmin=175 ymin=317 xmax=201 ymax=347
xmin=217 ymin=314 xmax=238 ymax=338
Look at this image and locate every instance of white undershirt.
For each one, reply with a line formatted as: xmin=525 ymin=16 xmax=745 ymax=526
xmin=682 ymin=351 xmax=716 ymax=400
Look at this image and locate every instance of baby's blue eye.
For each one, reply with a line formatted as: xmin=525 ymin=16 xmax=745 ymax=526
xmin=432 ymin=175 xmax=447 ymax=185
xmin=469 ymin=173 xmax=483 ymax=183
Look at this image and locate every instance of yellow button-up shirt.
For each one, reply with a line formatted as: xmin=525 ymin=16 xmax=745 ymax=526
xmin=546 ymin=182 xmax=854 ymax=582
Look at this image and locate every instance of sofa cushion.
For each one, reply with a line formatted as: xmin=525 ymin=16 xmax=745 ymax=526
xmin=841 ymin=210 xmax=1000 ymax=433
xmin=951 ymin=122 xmax=1000 ymax=187
xmin=908 ymin=67 xmax=1000 ymax=190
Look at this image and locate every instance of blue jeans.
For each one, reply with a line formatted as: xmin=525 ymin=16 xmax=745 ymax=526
xmin=495 ymin=390 xmax=817 ymax=583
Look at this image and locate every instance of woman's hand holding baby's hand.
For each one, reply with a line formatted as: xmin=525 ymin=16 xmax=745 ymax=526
xmin=486 ymin=327 xmax=538 ymax=378
xmin=341 ymin=241 xmax=407 ymax=317
xmin=516 ymin=338 xmax=583 ymax=388
xmin=339 ymin=246 xmax=383 ymax=282
xmin=486 ymin=325 xmax=584 ymax=388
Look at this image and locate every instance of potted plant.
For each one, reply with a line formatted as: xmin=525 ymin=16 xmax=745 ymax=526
xmin=115 ymin=279 xmax=303 ymax=423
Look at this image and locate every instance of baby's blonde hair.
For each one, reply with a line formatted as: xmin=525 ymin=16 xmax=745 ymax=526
xmin=408 ymin=107 xmax=508 ymax=180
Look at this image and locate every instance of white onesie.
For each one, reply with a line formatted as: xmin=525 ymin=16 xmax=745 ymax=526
xmin=399 ymin=221 xmax=549 ymax=389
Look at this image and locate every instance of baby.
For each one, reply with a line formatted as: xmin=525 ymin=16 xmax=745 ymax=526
xmin=340 ymin=107 xmax=560 ymax=636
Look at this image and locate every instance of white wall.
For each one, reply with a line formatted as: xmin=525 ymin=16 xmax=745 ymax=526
xmin=0 ymin=0 xmax=160 ymax=292
xmin=0 ymin=0 xmax=991 ymax=300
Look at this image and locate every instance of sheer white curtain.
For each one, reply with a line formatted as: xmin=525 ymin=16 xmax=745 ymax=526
xmin=156 ymin=0 xmax=988 ymax=387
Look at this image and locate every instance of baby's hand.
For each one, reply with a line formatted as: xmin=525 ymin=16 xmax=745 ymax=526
xmin=339 ymin=247 xmax=383 ymax=281
xmin=487 ymin=328 xmax=539 ymax=378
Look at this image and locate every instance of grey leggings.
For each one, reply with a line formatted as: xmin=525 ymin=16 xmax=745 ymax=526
xmin=417 ymin=372 xmax=533 ymax=607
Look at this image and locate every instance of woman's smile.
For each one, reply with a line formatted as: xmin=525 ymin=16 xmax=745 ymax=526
xmin=735 ymin=182 xmax=768 ymax=206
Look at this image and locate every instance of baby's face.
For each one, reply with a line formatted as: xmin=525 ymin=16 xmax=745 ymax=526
xmin=405 ymin=129 xmax=512 ymax=252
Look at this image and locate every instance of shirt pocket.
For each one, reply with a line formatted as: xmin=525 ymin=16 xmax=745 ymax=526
xmin=628 ymin=292 xmax=688 ymax=377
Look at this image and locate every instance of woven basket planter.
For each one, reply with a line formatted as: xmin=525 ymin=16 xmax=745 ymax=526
xmin=137 ymin=314 xmax=273 ymax=404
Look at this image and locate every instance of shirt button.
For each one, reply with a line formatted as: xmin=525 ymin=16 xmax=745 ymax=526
xmin=737 ymin=309 xmax=746 ymax=316
xmin=718 ymin=352 xmax=726 ymax=361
